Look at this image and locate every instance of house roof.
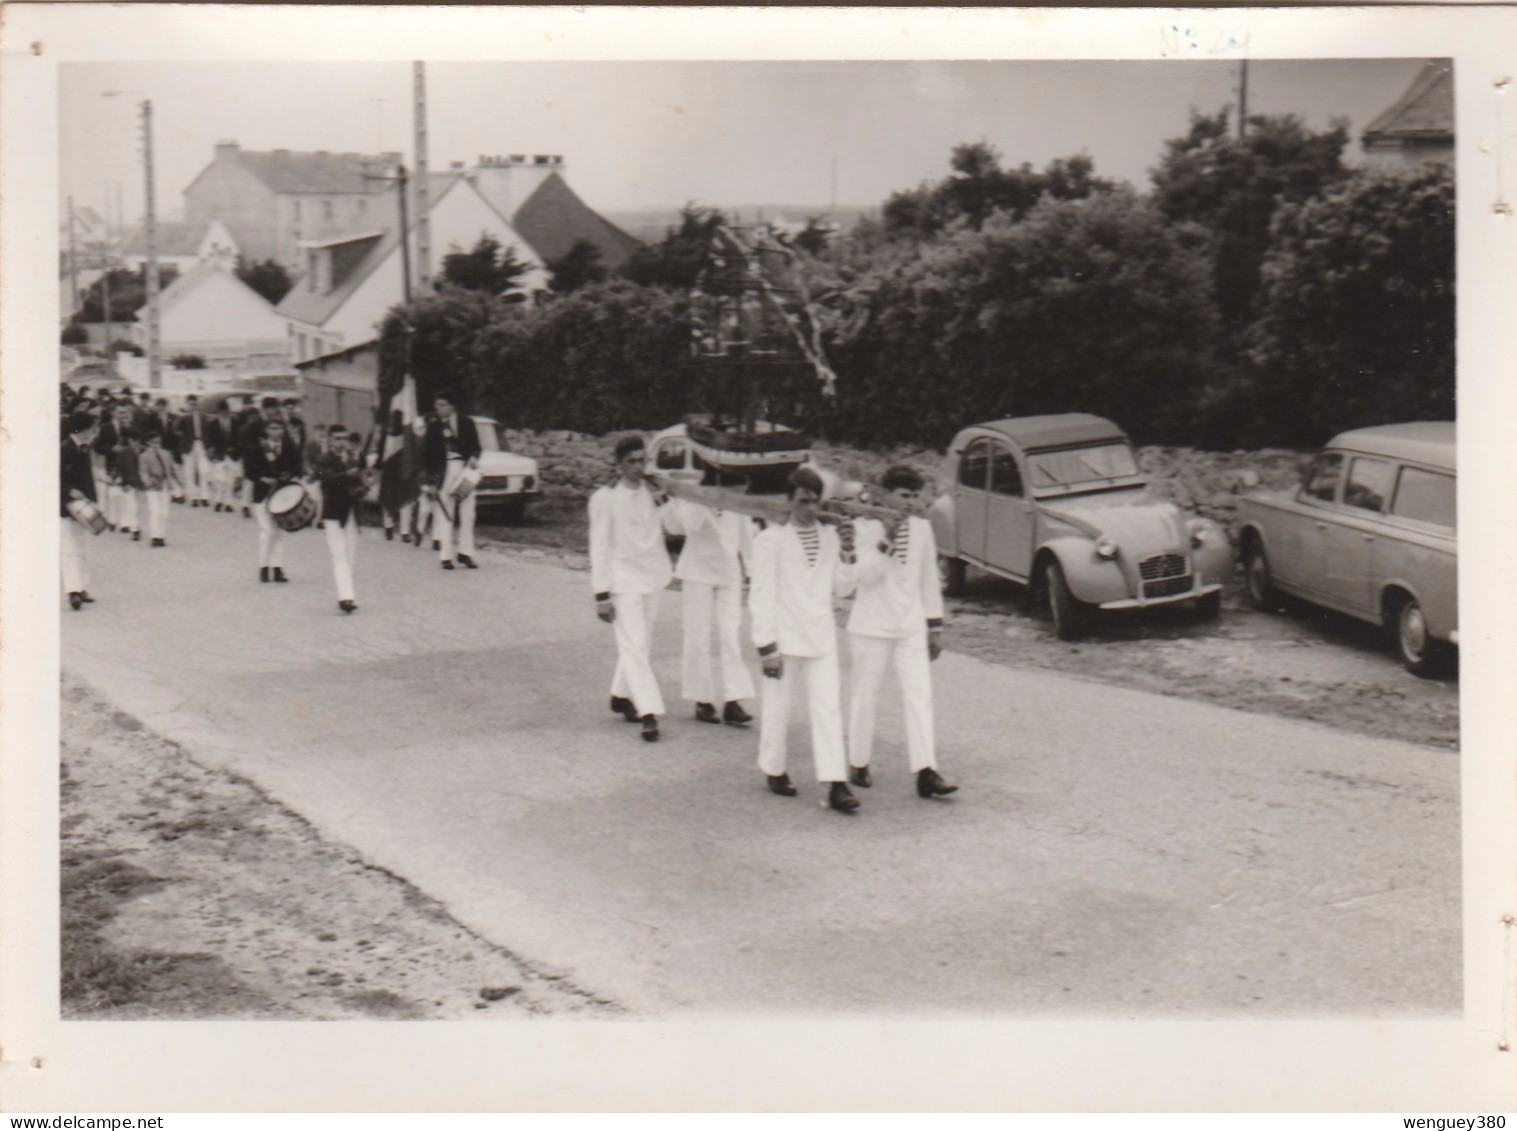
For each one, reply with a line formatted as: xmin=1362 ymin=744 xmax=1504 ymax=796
xmin=229 ymin=147 xmax=400 ymax=195
xmin=276 ymin=231 xmax=390 ymax=326
xmin=122 ymin=221 xmax=214 ymax=257
xmin=135 ymin=262 xmax=274 ymax=318
xmin=1363 ymin=61 xmax=1454 ymax=142
xmin=511 ymin=172 xmax=642 ymax=269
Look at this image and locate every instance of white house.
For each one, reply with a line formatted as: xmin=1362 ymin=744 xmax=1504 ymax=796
xmin=131 ymin=261 xmax=291 ymax=375
xmin=120 ymin=219 xmax=241 ymax=275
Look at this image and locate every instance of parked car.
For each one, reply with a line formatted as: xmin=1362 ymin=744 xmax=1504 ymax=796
xmin=930 ymin=414 xmax=1231 ymax=639
xmin=1237 ymin=422 xmax=1456 ymax=677
xmin=470 ymin=416 xmax=541 ymax=521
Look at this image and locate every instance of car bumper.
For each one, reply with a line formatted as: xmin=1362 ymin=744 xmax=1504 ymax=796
xmin=1097 ymin=581 xmax=1223 ymax=611
xmin=476 ymin=487 xmax=542 ymax=504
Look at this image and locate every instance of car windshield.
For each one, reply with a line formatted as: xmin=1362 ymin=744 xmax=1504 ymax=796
xmin=475 ymin=419 xmax=501 ymax=453
xmin=1025 ymin=443 xmax=1139 ymax=489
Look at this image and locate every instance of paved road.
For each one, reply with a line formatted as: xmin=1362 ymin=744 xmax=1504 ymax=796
xmin=61 ymin=506 xmax=1461 ymax=1015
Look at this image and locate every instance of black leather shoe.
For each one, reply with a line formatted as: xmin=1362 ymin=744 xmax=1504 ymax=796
xmin=132 ymin=531 xmax=141 ymax=542
xmin=243 ymin=506 xmax=252 ymax=518
xmin=401 ymin=533 xmax=412 ymax=544
xmin=826 ymin=782 xmax=861 ymax=813
xmin=457 ymin=554 xmax=478 ymax=569
xmin=916 ymin=767 xmax=959 ymax=798
xmin=722 ymin=701 xmax=753 ymax=726
xmin=68 ymin=592 xmax=84 ymax=611
xmin=848 ymin=764 xmax=872 ymax=789
xmin=151 ymin=538 xmax=165 ymax=547
xmin=272 ymin=567 xmax=289 ymax=583
xmin=441 ymin=559 xmax=455 ymax=570
xmin=432 ymin=539 xmax=441 ymax=552
xmin=694 ymin=702 xmax=721 ymax=724
xmin=339 ymin=599 xmax=357 ymax=614
xmin=641 ymin=714 xmax=659 ymax=742
xmin=385 ymin=527 xmax=395 ymax=541
xmin=767 ymin=773 xmax=798 ymax=797
xmin=610 ymin=695 xmax=640 ymax=722
xmin=79 ymin=591 xmax=95 ymax=603
xmin=259 ymin=567 xmax=270 ymax=583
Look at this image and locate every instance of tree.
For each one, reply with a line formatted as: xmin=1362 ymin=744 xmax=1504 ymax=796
xmin=1241 ymin=163 xmax=1454 ymax=445
xmin=235 ymin=257 xmax=294 ymax=305
xmin=170 ymin=354 xmax=207 ymax=370
xmin=71 ymin=264 xmax=181 ymax=324
xmin=619 ymin=204 xmax=727 ymax=290
xmin=1150 ymin=110 xmax=1349 ymax=340
xmin=882 ymin=144 xmax=1116 ymax=237
xmin=545 ymin=238 xmax=608 ymax=295
xmin=437 ymin=234 xmax=534 ymax=294
xmin=61 ymin=323 xmax=88 ymax=346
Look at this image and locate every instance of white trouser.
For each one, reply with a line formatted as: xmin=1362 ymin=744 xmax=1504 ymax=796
xmin=610 ymin=590 xmax=665 ymax=718
xmin=758 ymin=650 xmax=847 ymax=783
xmin=322 ymin=516 xmax=358 ymax=601
xmin=253 ymin=501 xmax=286 ymax=568
xmin=110 ymin=485 xmax=140 ymax=532
xmin=433 ymin=461 xmax=476 ymax=561
xmin=241 ymin=477 xmax=254 ymax=508
xmin=208 ymin=458 xmax=229 ymax=507
xmin=185 ymin=440 xmax=211 ymax=502
xmin=681 ymin=580 xmax=755 ymax=705
xmin=389 ymin=496 xmax=419 ymax=533
xmin=61 ymin=517 xmax=90 ymax=594
xmin=143 ymin=489 xmax=170 ymax=540
xmin=848 ymin=631 xmax=936 ymax=772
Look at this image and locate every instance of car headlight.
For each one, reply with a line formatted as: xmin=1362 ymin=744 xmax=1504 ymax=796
xmin=1186 ymin=518 xmax=1214 ymax=547
xmin=1095 ymin=536 xmax=1119 ymax=559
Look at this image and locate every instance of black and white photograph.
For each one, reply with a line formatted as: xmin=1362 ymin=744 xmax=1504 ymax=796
xmin=3 ymin=4 xmax=1515 ymax=1115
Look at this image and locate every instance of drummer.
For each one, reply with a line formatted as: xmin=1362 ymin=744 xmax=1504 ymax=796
xmin=61 ymin=410 xmax=101 ymax=610
xmin=421 ymin=389 xmax=482 ymax=571
xmin=243 ymin=417 xmax=302 ymax=583
xmin=313 ymin=430 xmax=369 ymax=613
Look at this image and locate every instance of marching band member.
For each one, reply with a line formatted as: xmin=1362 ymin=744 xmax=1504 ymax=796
xmin=845 ymin=465 xmax=958 ymax=799
xmin=206 ymin=405 xmax=234 ymax=512
xmin=421 ymin=390 xmax=481 ymax=570
xmin=175 ymin=393 xmax=214 ymax=507
xmin=244 ymin=416 xmax=301 ymax=583
xmin=110 ymin=413 xmax=145 ymax=542
xmin=588 ymin=434 xmax=672 ymax=743
xmin=663 ymin=495 xmax=756 ymax=725
xmin=283 ymin=398 xmax=310 ymax=474
xmin=137 ymin=428 xmax=183 ymax=548
xmin=61 ymin=411 xmax=100 ymax=610
xmin=234 ymin=396 xmax=267 ymax=517
xmin=313 ymin=429 xmax=369 ymax=614
xmin=749 ymin=467 xmax=860 ymax=813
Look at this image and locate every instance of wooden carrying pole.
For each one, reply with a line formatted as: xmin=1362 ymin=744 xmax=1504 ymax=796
xmin=651 ymin=474 xmax=913 ymax=527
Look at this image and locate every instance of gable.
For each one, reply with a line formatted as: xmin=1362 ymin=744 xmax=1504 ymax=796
xmin=511 ymin=172 xmax=642 ymax=270
xmin=1364 ymin=61 xmax=1454 ymax=142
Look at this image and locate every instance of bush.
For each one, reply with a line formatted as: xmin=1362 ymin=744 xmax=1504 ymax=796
xmin=170 ymin=354 xmax=206 ymax=370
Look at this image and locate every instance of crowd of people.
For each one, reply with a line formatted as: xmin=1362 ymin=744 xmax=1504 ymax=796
xmin=589 ymin=433 xmax=959 ymax=815
xmin=58 ymin=384 xmax=485 ymax=616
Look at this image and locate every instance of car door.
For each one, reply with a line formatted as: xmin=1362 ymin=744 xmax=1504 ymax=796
xmin=983 ymin=439 xmax=1035 ymax=579
xmin=1287 ymin=451 xmax=1344 ymax=599
xmin=954 ymin=437 xmax=993 ymax=565
xmin=1319 ymin=454 xmax=1395 ymax=613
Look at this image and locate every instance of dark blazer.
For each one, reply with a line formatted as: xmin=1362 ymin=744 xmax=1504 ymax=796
xmin=242 ymin=434 xmax=302 ymax=504
xmin=205 ymin=416 xmax=231 ymax=461
xmin=422 ymin=413 xmax=482 ymax=485
xmin=176 ymin=409 xmax=213 ymax=453
xmin=61 ymin=438 xmax=97 ymax=517
xmin=312 ymin=449 xmax=367 ymax=525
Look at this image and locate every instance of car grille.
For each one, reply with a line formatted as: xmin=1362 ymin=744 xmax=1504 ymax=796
xmin=1143 ymin=576 xmax=1194 ymax=599
xmin=478 ymin=476 xmax=513 ymax=491
xmin=1138 ymin=553 xmax=1189 ymax=581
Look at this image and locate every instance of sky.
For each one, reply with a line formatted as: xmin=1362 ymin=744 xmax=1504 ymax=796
xmin=59 ymin=57 xmax=1429 ymax=231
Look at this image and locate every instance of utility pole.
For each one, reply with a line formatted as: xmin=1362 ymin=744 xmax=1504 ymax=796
xmin=1237 ymin=59 xmax=1249 ymax=140
xmin=140 ymin=99 xmax=161 ymax=389
xmin=413 ymin=61 xmax=432 ymax=292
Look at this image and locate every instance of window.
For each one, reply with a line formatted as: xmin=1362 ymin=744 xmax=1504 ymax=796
xmin=1343 ymin=457 xmax=1393 ymax=513
xmin=958 ymin=439 xmax=991 ymax=489
xmin=655 ymin=439 xmax=688 ymax=471
xmin=990 ymin=444 xmax=1023 ymax=497
xmin=1390 ymin=466 xmax=1456 ymax=530
xmin=1025 ymin=443 xmax=1139 ymax=489
xmin=1304 ymin=453 xmax=1343 ymax=503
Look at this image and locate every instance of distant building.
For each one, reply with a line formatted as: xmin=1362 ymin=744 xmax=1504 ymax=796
xmin=120 ymin=218 xmax=240 ymax=275
xmin=1361 ymin=60 xmax=1454 ymax=168
xmin=130 ymin=262 xmax=291 ymax=377
xmin=183 ymin=142 xmax=402 ymax=269
xmin=470 ymin=154 xmax=641 ymax=271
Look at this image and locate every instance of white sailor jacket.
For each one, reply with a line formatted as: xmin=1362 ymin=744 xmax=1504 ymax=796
xmin=664 ymin=499 xmax=753 ymax=589
xmin=847 ymin=515 xmax=945 ymax=639
xmin=588 ymin=479 xmax=674 ymax=597
xmin=749 ymin=521 xmax=856 ymax=659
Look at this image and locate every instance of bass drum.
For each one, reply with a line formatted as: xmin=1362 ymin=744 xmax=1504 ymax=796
xmin=67 ymin=497 xmax=109 ymax=535
xmin=267 ymin=482 xmax=317 ymax=532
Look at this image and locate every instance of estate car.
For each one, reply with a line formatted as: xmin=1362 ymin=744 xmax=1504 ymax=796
xmin=930 ymin=414 xmax=1232 ymax=639
xmin=1237 ymin=422 xmax=1457 ymax=677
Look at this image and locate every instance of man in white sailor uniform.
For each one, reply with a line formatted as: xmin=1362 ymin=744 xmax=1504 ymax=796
xmin=588 ymin=434 xmax=672 ymax=743
xmin=663 ymin=493 xmax=756 ymax=726
xmin=421 ymin=389 xmax=482 ymax=570
xmin=175 ymin=393 xmax=214 ymax=507
xmin=749 ymin=467 xmax=861 ymax=813
xmin=846 ymin=464 xmax=958 ymax=799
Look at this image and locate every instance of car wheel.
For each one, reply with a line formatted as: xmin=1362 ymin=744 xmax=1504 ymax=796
xmin=1194 ymin=591 xmax=1222 ymax=620
xmin=1394 ymin=596 xmax=1453 ymax=678
xmin=1044 ymin=559 xmax=1089 ymax=641
xmin=939 ymin=555 xmax=967 ymax=597
xmin=1243 ymin=539 xmax=1281 ymax=612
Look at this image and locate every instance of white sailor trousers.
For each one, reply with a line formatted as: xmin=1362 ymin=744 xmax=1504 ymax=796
xmin=847 ymin=631 xmax=936 ymax=772
xmin=610 ymin=589 xmax=666 ymax=718
xmin=61 ymin=517 xmax=90 ymax=595
xmin=322 ymin=516 xmax=358 ymax=601
xmin=681 ymin=580 xmax=755 ymax=706
xmin=758 ymin=651 xmax=848 ymax=784
xmin=433 ymin=460 xmax=477 ymax=561
xmin=253 ymin=501 xmax=286 ymax=568
xmin=143 ymin=488 xmax=170 ymax=540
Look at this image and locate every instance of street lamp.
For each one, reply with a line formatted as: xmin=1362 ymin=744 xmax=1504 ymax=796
xmin=101 ymin=90 xmax=160 ymax=389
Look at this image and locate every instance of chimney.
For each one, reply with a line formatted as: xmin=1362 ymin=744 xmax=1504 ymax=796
xmin=470 ymin=152 xmax=565 ymax=218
